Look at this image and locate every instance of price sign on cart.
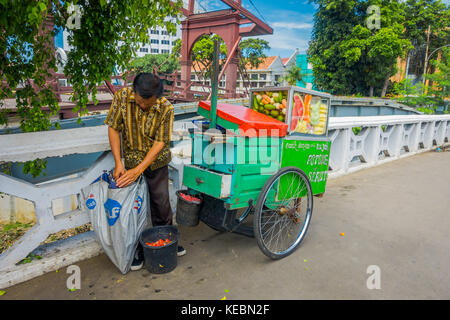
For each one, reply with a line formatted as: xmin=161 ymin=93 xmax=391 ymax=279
xmin=279 ymin=138 xmax=331 ymax=197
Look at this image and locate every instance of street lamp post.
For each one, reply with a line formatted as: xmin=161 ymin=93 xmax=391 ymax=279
xmin=422 ymin=44 xmax=450 ymax=93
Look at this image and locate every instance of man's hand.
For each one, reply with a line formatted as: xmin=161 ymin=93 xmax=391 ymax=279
xmin=113 ymin=162 xmax=126 ymax=180
xmin=115 ymin=167 xmax=142 ymax=188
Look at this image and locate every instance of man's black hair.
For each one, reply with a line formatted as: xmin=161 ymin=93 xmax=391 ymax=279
xmin=133 ymin=73 xmax=164 ymax=99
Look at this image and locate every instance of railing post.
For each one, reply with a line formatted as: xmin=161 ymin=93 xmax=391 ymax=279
xmin=364 ymin=126 xmax=381 ymax=165
xmin=329 ymin=128 xmax=351 ymax=174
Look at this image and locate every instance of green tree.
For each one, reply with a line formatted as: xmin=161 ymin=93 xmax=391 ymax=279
xmin=397 ymin=47 xmax=449 ymax=113
xmin=308 ymin=0 xmax=448 ymax=96
xmin=425 ymin=47 xmax=449 ymax=109
xmin=403 ymin=0 xmax=450 ymax=78
xmin=239 ymin=38 xmax=270 ymax=69
xmin=283 ymin=65 xmax=307 ymax=86
xmin=308 ymin=0 xmax=366 ymax=95
xmin=130 ymin=53 xmax=180 ymax=75
xmin=0 ymin=0 xmax=182 ymax=177
xmin=340 ymin=22 xmax=412 ymax=97
xmin=187 ymin=35 xmax=270 ymax=80
xmin=189 ymin=34 xmax=227 ymax=80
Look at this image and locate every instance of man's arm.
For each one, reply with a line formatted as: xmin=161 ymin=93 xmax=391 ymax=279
xmin=105 ymin=89 xmax=126 ymax=179
xmin=115 ymin=104 xmax=173 ymax=188
xmin=115 ymin=141 xmax=164 ymax=188
xmin=108 ymin=126 xmax=126 ymax=179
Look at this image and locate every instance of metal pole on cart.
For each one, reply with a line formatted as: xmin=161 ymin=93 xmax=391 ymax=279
xmin=210 ymin=39 xmax=220 ymax=129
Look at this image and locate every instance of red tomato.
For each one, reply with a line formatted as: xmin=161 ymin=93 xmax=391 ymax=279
xmin=146 ymin=238 xmax=172 ymax=247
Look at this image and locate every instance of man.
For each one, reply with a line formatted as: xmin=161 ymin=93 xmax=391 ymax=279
xmin=104 ymin=73 xmax=185 ymax=271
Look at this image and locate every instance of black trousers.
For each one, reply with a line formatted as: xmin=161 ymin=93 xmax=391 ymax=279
xmin=143 ymin=165 xmax=173 ymax=226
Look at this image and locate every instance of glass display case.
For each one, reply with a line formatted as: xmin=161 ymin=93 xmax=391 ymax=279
xmin=249 ymin=86 xmax=331 ymax=136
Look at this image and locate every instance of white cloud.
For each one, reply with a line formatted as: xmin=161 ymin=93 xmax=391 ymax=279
xmin=256 ymin=28 xmax=310 ymax=55
xmin=272 ymin=22 xmax=313 ymax=29
xmin=197 ymin=0 xmax=228 ymax=12
xmin=254 ymin=9 xmax=314 ymax=56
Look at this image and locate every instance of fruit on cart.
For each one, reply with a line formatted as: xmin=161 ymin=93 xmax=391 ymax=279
xmin=253 ymin=96 xmax=259 ymax=107
xmin=252 ymin=91 xmax=288 ymax=122
xmin=291 ymin=94 xmax=304 ymax=130
xmin=316 ymin=102 xmax=328 ymax=134
xmin=303 ymin=94 xmax=311 ymax=123
xmin=314 ymin=125 xmax=325 ymax=134
xmin=273 ymin=92 xmax=283 ymax=104
xmin=296 ymin=120 xmax=307 ymax=133
xmin=310 ymin=97 xmax=321 ymax=126
xmin=261 ymin=94 xmax=271 ymax=105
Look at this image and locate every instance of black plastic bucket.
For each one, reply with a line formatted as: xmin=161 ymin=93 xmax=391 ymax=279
xmin=175 ymin=190 xmax=202 ymax=226
xmin=140 ymin=226 xmax=179 ymax=274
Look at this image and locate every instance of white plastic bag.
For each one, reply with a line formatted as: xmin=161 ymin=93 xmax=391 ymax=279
xmin=81 ymin=173 xmax=150 ymax=274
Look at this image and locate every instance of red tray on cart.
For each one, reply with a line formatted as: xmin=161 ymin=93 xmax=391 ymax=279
xmin=198 ymin=101 xmax=288 ymax=137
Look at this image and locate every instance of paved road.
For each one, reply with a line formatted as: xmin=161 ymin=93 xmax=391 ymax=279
xmin=1 ymin=150 xmax=449 ymax=300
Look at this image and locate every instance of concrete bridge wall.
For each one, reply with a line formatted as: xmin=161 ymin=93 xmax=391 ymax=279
xmin=0 ymin=114 xmax=449 ymax=288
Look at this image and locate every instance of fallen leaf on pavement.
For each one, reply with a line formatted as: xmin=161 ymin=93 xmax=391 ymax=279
xmin=117 ymin=277 xmax=124 ymax=284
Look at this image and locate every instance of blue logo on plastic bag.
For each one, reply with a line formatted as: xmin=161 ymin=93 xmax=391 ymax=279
xmin=133 ymin=196 xmax=143 ymax=214
xmin=104 ymin=198 xmax=122 ymax=226
xmin=85 ymin=194 xmax=96 ymax=210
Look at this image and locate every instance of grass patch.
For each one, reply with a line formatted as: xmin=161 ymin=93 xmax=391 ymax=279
xmin=41 ymin=223 xmax=93 ymax=245
xmin=0 ymin=222 xmax=34 ymax=254
xmin=0 ymin=222 xmax=93 ymax=255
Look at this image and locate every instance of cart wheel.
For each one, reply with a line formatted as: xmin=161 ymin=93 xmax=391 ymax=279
xmin=254 ymin=166 xmax=313 ymax=260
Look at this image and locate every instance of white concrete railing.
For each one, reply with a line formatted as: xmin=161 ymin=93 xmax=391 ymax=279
xmin=0 ymin=114 xmax=449 ymax=272
xmin=327 ymin=115 xmax=450 ymax=178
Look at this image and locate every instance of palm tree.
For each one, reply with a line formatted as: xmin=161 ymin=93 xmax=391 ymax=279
xmin=283 ymin=65 xmax=307 ymax=86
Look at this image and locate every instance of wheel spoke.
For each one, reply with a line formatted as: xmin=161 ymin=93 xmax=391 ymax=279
xmin=256 ymin=168 xmax=313 ymax=257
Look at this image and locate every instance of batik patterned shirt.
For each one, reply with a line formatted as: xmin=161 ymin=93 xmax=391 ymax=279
xmin=104 ymin=87 xmax=174 ymax=171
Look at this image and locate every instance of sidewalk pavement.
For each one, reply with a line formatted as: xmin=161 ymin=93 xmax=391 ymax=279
xmin=1 ymin=150 xmax=449 ymax=300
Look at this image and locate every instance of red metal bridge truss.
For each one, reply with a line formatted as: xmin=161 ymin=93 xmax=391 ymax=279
xmin=3 ymin=1 xmax=273 ymax=119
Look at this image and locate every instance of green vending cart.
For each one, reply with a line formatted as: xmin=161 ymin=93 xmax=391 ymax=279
xmin=178 ymin=86 xmax=332 ymax=260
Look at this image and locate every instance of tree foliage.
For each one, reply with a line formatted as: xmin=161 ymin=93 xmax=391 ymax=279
xmin=130 ymin=53 xmax=180 ymax=75
xmin=239 ymin=38 xmax=270 ymax=69
xmin=403 ymin=0 xmax=450 ymax=77
xmin=188 ymin=34 xmax=228 ymax=80
xmin=1 ymin=0 xmax=182 ymax=177
xmin=395 ymin=47 xmax=449 ymax=114
xmin=308 ymin=0 xmax=366 ymax=95
xmin=283 ymin=65 xmax=306 ymax=86
xmin=308 ymin=0 xmax=449 ymax=98
xmin=187 ymin=35 xmax=270 ymax=81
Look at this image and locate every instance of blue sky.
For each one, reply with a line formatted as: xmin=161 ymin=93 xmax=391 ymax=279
xmin=197 ymin=0 xmax=450 ymax=59
xmin=197 ymin=0 xmax=317 ymax=59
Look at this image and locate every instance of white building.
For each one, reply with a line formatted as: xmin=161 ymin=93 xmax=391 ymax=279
xmin=135 ymin=21 xmax=183 ymax=57
xmin=135 ymin=0 xmax=203 ymax=57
